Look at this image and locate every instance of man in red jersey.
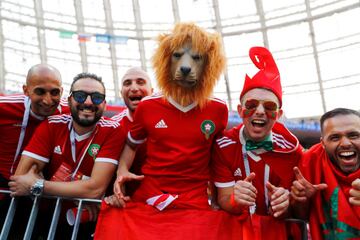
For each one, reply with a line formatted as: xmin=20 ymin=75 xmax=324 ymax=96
xmin=10 ymin=72 xmax=125 ymax=199
xmin=95 ymin=23 xmax=253 ymax=240
xmin=109 ymin=67 xmax=152 ymax=198
xmin=291 ymin=108 xmax=360 ymax=239
xmin=0 ymin=64 xmax=67 ymax=189
xmin=212 ymin=46 xmax=303 ymax=240
xmin=9 ymin=73 xmax=126 ymax=238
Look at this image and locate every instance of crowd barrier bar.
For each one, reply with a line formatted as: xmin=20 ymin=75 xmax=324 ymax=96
xmin=1 ymin=189 xmax=308 ymax=240
xmin=0 ymin=189 xmax=101 ymax=240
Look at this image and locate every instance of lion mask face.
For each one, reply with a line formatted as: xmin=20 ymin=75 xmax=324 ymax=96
xmin=152 ymin=23 xmax=226 ymax=108
xmin=170 ymin=42 xmax=205 ymax=89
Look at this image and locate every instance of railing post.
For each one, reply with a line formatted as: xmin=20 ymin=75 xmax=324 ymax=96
xmin=47 ymin=197 xmax=62 ymax=240
xmin=71 ymin=199 xmax=84 ymax=240
xmin=23 ymin=196 xmax=41 ymax=240
xmin=0 ymin=197 xmax=18 ymax=240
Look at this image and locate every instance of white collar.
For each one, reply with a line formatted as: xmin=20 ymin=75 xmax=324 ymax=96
xmin=125 ymin=108 xmax=133 ymax=122
xmin=75 ymin=130 xmax=93 ymax=142
xmin=29 ymin=108 xmax=45 ymax=120
xmin=167 ymin=97 xmax=197 ymax=113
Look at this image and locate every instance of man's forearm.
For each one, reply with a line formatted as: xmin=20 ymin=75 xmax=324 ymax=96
xmin=14 ymin=156 xmax=45 ymax=175
xmin=43 ymin=179 xmax=104 ymax=199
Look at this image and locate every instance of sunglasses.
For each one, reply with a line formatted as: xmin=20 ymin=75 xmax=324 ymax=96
xmin=244 ymin=99 xmax=278 ymax=112
xmin=70 ymin=91 xmax=105 ymax=105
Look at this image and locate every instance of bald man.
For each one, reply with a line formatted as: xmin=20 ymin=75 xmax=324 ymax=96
xmin=0 ymin=64 xmax=68 ymax=188
xmin=109 ymin=67 xmax=153 ymax=198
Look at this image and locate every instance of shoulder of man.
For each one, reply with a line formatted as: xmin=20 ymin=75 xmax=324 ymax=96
xmin=215 ymin=126 xmax=240 ymax=150
xmin=97 ymin=116 xmax=121 ymax=129
xmin=0 ymin=94 xmax=26 ymax=106
xmin=0 ymin=94 xmax=27 ymax=118
xmin=110 ymin=109 xmax=128 ymax=122
xmin=272 ymin=121 xmax=301 ymax=154
xmin=47 ymin=114 xmax=72 ymax=125
xmin=208 ymin=97 xmax=227 ymax=106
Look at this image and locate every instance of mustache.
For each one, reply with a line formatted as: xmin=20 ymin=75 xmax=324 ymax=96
xmin=77 ymin=104 xmax=98 ymax=111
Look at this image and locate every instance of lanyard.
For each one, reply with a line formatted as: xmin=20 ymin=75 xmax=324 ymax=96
xmin=10 ymin=97 xmax=31 ymax=174
xmin=68 ymin=121 xmax=97 ymax=180
xmin=241 ymin=144 xmax=270 ymax=214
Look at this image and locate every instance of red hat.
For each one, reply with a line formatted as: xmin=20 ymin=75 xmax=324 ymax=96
xmin=240 ymin=47 xmax=282 ymax=107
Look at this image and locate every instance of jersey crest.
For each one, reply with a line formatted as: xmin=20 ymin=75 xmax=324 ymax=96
xmin=88 ymin=143 xmax=100 ymax=159
xmin=200 ymin=120 xmax=215 ymax=140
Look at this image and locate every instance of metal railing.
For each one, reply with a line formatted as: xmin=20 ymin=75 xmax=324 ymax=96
xmin=0 ymin=190 xmax=101 ymax=240
xmin=0 ymin=189 xmax=308 ymax=240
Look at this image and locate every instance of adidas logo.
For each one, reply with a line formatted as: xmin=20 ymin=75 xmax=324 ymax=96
xmin=234 ymin=168 xmax=242 ymax=177
xmin=155 ymin=119 xmax=168 ymax=128
xmin=53 ymin=145 xmax=62 ymax=155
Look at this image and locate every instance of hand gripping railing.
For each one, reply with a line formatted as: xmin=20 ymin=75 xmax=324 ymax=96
xmin=0 ymin=189 xmax=101 ymax=240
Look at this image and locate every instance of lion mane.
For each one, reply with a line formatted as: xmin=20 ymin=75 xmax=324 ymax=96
xmin=152 ymin=23 xmax=226 ymax=108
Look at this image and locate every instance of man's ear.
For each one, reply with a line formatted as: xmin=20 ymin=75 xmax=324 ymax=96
xmin=103 ymin=100 xmax=107 ymax=111
xmin=23 ymin=85 xmax=29 ymax=96
xmin=320 ymin=137 xmax=325 ymax=148
xmin=277 ymin=109 xmax=283 ymax=119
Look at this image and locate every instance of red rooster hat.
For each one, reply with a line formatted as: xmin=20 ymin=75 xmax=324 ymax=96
xmin=240 ymin=46 xmax=282 ymax=107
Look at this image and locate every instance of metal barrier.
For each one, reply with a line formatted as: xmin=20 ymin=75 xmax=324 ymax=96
xmin=0 ymin=189 xmax=101 ymax=240
xmin=0 ymin=189 xmax=309 ymax=240
xmin=285 ymin=218 xmax=308 ymax=240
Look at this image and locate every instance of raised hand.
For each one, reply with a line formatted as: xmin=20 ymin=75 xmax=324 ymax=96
xmin=266 ymin=182 xmax=289 ymax=218
xmin=291 ymin=167 xmax=327 ymax=203
xmin=349 ymin=178 xmax=360 ymax=206
xmin=233 ymin=172 xmax=257 ymax=207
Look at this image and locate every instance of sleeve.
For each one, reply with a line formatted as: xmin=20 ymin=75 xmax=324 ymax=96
xmin=211 ymin=137 xmax=236 ymax=188
xmin=216 ymin=103 xmax=228 ymax=135
xmin=22 ymin=120 xmax=53 ymax=163
xmin=128 ymin=101 xmax=147 ymax=145
xmin=95 ymin=125 xmax=127 ymax=165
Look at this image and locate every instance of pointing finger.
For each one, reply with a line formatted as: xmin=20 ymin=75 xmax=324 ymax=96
xmin=293 ymin=167 xmax=305 ymax=181
xmin=314 ymin=183 xmax=327 ymax=191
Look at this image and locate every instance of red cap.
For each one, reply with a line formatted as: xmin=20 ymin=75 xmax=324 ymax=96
xmin=240 ymin=47 xmax=282 ymax=107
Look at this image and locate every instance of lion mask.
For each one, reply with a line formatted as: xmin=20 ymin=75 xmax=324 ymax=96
xmin=152 ymin=23 xmax=226 ymax=108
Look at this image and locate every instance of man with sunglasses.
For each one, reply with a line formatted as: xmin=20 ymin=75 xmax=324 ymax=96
xmin=9 ymin=73 xmax=126 ymax=201
xmin=211 ymin=47 xmax=303 ymax=239
xmin=0 ymin=64 xmax=67 ymax=190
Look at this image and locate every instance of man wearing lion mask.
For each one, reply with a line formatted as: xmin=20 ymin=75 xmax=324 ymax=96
xmin=94 ymin=23 xmax=253 ymax=239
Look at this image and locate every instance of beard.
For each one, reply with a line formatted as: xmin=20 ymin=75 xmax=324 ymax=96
xmin=70 ymin=104 xmax=103 ymax=127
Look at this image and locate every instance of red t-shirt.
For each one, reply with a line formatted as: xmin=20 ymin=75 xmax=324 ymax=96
xmin=128 ymin=94 xmax=228 ymax=195
xmin=0 ymin=95 xmax=68 ymax=180
xmin=22 ymin=114 xmax=126 ymax=179
xmin=212 ymin=122 xmax=303 ymax=215
xmin=111 ymin=109 xmax=146 ymax=174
